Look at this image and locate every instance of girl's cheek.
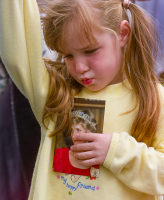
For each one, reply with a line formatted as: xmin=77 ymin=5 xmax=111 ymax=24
xmin=65 ymin=59 xmax=74 ymax=69
xmin=67 ymin=65 xmax=76 ymax=78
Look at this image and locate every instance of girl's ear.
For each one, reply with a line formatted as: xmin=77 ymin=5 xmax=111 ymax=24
xmin=118 ymin=20 xmax=130 ymax=47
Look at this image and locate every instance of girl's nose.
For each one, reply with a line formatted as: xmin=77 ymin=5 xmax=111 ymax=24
xmin=75 ymin=59 xmax=89 ymax=74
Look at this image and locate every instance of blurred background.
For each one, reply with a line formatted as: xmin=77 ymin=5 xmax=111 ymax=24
xmin=0 ymin=0 xmax=164 ymax=200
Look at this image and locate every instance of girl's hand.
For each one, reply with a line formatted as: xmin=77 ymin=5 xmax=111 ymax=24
xmin=70 ymin=133 xmax=112 ymax=167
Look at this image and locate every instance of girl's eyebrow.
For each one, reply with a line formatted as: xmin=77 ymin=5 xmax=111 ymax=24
xmin=62 ymin=44 xmax=99 ymax=54
xmin=75 ymin=44 xmax=98 ymax=51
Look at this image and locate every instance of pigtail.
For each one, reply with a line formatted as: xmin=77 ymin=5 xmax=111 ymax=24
xmin=124 ymin=3 xmax=161 ymax=146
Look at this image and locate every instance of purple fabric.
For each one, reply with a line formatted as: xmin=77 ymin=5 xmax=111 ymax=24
xmin=0 ymin=82 xmax=28 ymax=200
xmin=136 ymin=0 xmax=164 ymax=74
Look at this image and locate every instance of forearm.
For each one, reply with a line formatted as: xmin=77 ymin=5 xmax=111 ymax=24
xmin=103 ymin=132 xmax=164 ymax=195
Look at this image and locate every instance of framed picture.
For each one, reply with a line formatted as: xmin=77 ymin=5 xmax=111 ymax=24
xmin=53 ymin=98 xmax=106 ymax=178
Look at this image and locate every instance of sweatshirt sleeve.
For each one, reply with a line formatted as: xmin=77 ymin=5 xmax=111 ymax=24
xmin=0 ymin=0 xmax=49 ymax=125
xmin=103 ymin=131 xmax=164 ymax=195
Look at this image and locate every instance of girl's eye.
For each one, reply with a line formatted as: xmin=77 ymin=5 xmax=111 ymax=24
xmin=85 ymin=49 xmax=97 ymax=54
xmin=77 ymin=128 xmax=81 ymax=132
xmin=71 ymin=129 xmax=73 ymax=133
xmin=63 ymin=54 xmax=73 ymax=59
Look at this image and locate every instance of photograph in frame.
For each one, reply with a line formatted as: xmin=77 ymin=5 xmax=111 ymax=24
xmin=53 ymin=98 xmax=106 ymax=178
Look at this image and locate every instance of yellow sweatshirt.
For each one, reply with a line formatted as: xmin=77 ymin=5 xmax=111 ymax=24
xmin=0 ymin=0 xmax=164 ymax=200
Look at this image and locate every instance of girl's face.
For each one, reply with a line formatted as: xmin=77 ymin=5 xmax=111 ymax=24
xmin=71 ymin=123 xmax=87 ymax=144
xmin=63 ymin=27 xmax=124 ymax=91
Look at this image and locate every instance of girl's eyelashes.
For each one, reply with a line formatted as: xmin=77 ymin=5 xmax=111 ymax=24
xmin=63 ymin=48 xmax=98 ymax=59
xmin=63 ymin=54 xmax=73 ymax=59
xmin=85 ymin=48 xmax=97 ymax=54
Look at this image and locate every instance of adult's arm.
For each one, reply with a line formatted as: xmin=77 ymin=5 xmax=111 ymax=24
xmin=0 ymin=0 xmax=49 ymax=124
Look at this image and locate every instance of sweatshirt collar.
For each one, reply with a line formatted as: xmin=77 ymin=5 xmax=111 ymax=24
xmin=76 ymin=79 xmax=133 ymax=100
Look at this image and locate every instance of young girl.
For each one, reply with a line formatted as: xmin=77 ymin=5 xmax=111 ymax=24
xmin=0 ymin=0 xmax=164 ymax=200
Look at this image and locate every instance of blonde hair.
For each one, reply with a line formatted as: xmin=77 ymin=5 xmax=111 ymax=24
xmin=41 ymin=0 xmax=162 ymax=147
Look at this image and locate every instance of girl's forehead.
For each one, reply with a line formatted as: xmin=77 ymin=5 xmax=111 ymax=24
xmin=62 ymin=28 xmax=100 ymax=53
xmin=61 ymin=18 xmax=100 ymax=53
xmin=63 ymin=37 xmax=97 ymax=53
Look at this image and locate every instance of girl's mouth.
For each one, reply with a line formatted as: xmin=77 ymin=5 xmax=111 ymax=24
xmin=81 ymin=79 xmax=93 ymax=85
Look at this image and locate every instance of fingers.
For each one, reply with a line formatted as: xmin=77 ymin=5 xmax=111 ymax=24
xmin=72 ymin=132 xmax=98 ymax=142
xmin=79 ymin=158 xmax=100 ymax=167
xmin=71 ymin=142 xmax=94 ymax=152
xmin=74 ymin=150 xmax=104 ymax=165
xmin=70 ymin=133 xmax=112 ymax=167
xmin=71 ymin=142 xmax=103 ymax=166
xmin=74 ymin=150 xmax=93 ymax=160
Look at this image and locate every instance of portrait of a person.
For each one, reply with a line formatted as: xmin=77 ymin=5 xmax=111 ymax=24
xmin=53 ymin=110 xmax=99 ymax=177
